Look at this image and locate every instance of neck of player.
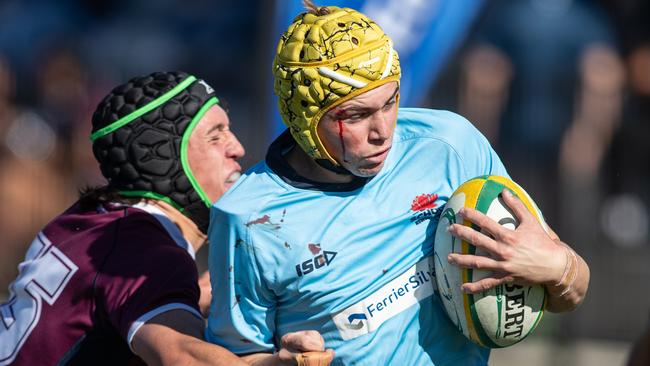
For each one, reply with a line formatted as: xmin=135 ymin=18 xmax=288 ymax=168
xmin=286 ymin=145 xmax=354 ymax=184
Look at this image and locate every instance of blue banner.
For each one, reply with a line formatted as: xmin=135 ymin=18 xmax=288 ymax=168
xmin=269 ymin=0 xmax=485 ymax=140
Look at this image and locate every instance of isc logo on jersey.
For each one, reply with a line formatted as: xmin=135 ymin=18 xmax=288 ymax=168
xmin=434 ymin=175 xmax=547 ymax=348
xmin=295 ymin=243 xmax=337 ymax=277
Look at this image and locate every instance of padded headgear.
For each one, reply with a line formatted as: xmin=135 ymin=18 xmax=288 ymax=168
xmin=90 ymin=71 xmax=219 ymax=233
xmin=273 ymin=6 xmax=401 ymax=170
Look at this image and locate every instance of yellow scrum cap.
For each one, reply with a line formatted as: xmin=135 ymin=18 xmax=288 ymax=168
xmin=273 ymin=5 xmax=401 ymax=167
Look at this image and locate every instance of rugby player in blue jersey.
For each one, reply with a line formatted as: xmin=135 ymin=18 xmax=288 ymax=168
xmin=206 ymin=3 xmax=590 ymax=365
xmin=1 ymin=71 xmax=332 ymax=366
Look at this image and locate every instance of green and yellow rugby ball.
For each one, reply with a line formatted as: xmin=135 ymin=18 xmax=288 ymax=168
xmin=434 ymin=175 xmax=547 ymax=348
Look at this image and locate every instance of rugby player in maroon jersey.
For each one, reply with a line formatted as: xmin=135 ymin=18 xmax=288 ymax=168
xmin=0 ymin=72 xmax=333 ymax=366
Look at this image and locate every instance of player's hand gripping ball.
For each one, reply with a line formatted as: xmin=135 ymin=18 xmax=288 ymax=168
xmin=434 ymin=175 xmax=547 ymax=348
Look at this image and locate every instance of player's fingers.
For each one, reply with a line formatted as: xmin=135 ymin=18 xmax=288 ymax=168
xmin=447 ymin=253 xmax=504 ymax=272
xmin=457 ymin=207 xmax=504 ymax=239
xmin=501 ymin=189 xmax=532 ymax=226
xmin=295 ymin=350 xmax=335 ymax=366
xmin=281 ymin=330 xmax=325 ymax=352
xmin=460 ymin=276 xmax=512 ymax=294
xmin=448 ymin=223 xmax=500 ymax=256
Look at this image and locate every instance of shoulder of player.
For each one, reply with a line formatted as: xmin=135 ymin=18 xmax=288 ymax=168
xmin=41 ymin=203 xmax=174 ymax=245
xmin=104 ymin=226 xmax=197 ymax=281
xmin=213 ymin=162 xmax=287 ymax=217
xmin=395 ymin=107 xmax=489 ymax=150
xmin=396 ymin=108 xmax=481 ymax=140
xmin=92 ymin=208 xmax=197 ymax=289
xmin=114 ymin=207 xmax=193 ymax=254
xmin=120 ymin=207 xmax=168 ymax=228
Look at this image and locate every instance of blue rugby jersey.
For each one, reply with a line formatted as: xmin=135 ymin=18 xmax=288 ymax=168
xmin=206 ymin=108 xmax=508 ymax=365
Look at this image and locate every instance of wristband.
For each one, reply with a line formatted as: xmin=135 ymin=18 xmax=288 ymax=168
xmin=553 ymin=246 xmax=572 ymax=287
xmin=559 ymin=249 xmax=579 ymax=297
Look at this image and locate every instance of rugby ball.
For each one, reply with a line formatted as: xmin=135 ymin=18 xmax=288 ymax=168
xmin=434 ymin=175 xmax=547 ymax=348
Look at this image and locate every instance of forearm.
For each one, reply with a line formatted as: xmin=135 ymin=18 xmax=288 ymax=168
xmin=132 ymin=310 xmax=248 ymax=366
xmin=544 ymin=244 xmax=590 ymax=313
xmin=241 ymin=352 xmax=281 ymax=366
xmin=137 ymin=333 xmax=248 ymax=366
xmin=164 ymin=337 xmax=249 ymax=366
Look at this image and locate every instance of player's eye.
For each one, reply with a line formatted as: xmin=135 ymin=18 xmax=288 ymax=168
xmin=347 ymin=114 xmax=361 ymax=120
xmin=208 ymin=125 xmax=231 ymax=142
xmin=209 ymin=131 xmax=224 ymax=142
xmin=346 ymin=112 xmax=369 ymax=121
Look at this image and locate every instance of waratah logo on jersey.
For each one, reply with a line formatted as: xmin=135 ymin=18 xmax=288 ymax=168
xmin=410 ymin=193 xmax=442 ymax=225
xmin=295 ymin=243 xmax=337 ymax=277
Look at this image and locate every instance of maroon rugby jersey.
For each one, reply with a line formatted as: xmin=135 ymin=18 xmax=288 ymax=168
xmin=0 ymin=201 xmax=201 ymax=365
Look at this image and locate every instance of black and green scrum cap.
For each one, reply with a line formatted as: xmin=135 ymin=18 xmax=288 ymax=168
xmin=90 ymin=71 xmax=220 ymax=233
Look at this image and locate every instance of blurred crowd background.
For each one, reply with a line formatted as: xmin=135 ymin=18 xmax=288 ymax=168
xmin=0 ymin=0 xmax=648 ymax=364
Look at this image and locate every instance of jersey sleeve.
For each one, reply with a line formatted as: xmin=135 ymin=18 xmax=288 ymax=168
xmin=97 ymin=215 xmax=202 ymax=350
xmin=205 ymin=207 xmax=277 ymax=354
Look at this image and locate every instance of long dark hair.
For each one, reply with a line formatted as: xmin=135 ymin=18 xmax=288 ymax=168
xmin=77 ymin=185 xmax=141 ymax=211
